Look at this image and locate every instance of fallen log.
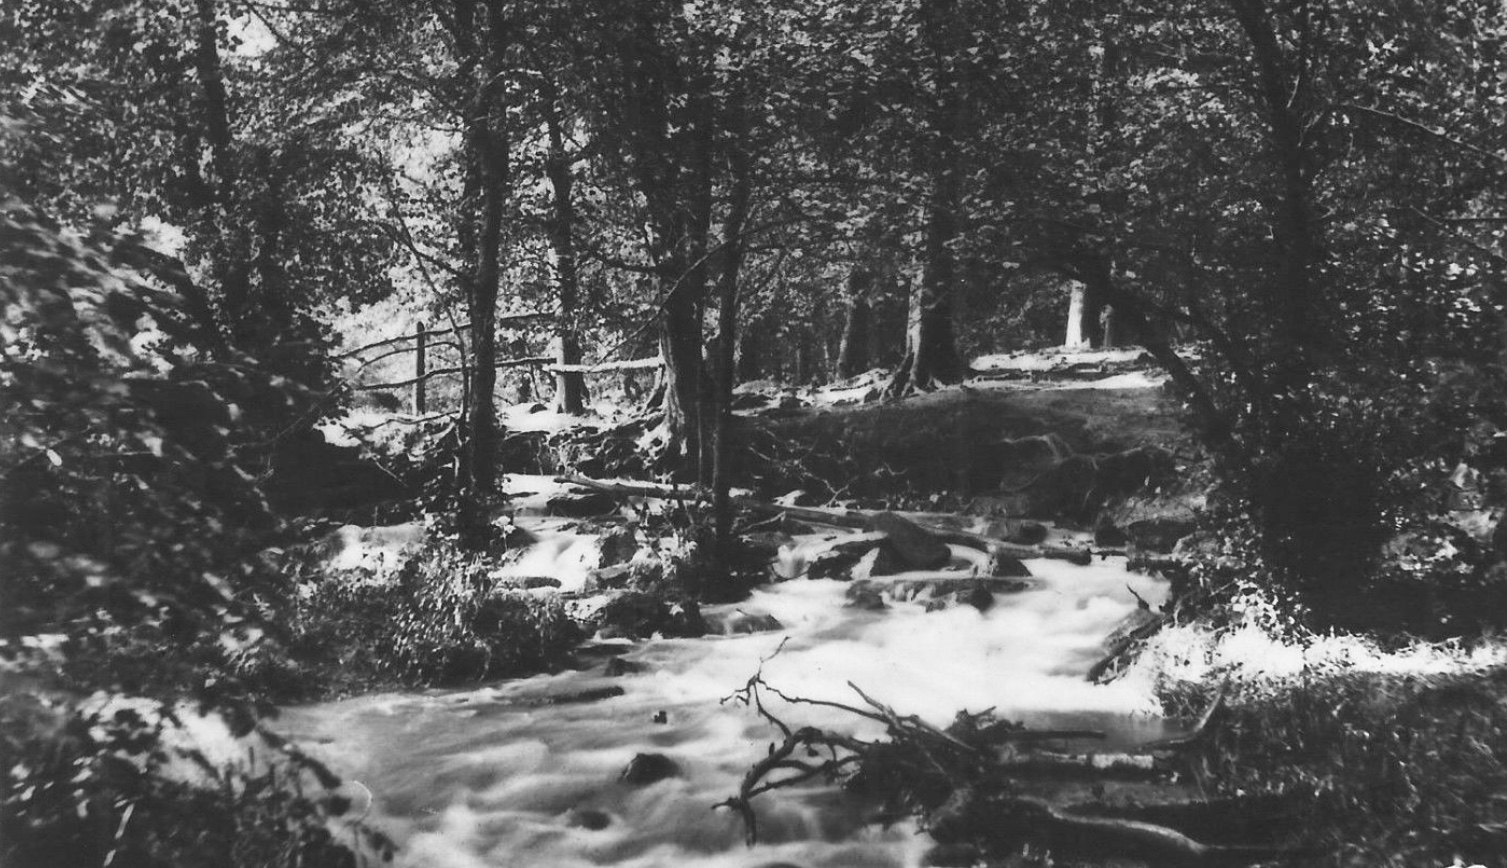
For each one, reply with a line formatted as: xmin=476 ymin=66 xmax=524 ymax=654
xmin=545 ymin=356 xmax=663 ymax=374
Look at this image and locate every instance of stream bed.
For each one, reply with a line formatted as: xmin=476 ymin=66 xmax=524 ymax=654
xmin=282 ymin=554 xmax=1172 ymax=868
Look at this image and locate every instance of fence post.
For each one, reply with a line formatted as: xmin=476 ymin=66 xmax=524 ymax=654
xmin=413 ymin=321 xmax=427 ymax=414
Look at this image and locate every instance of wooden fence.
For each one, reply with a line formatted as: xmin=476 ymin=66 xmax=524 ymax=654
xmin=343 ymin=316 xmax=661 ymax=413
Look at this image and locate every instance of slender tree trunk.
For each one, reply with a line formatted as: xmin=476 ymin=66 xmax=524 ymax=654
xmin=836 ymin=267 xmax=873 ymax=378
xmin=449 ymin=0 xmax=510 ymax=544
xmin=660 ymin=261 xmax=705 ymax=463
xmin=189 ymin=0 xmax=251 ymax=344
xmin=544 ymin=101 xmax=587 ymax=415
xmin=737 ymin=319 xmax=762 ymax=381
xmin=413 ymin=321 xmax=427 ymax=414
xmin=1064 ymin=282 xmax=1106 ymax=349
xmin=712 ymin=105 xmax=753 ymax=592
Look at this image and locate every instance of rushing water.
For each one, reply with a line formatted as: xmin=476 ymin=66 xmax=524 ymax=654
xmin=281 ymin=552 xmax=1168 ymax=868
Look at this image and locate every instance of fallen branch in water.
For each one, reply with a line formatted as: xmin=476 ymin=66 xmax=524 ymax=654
xmin=718 ymin=663 xmax=1300 ymax=864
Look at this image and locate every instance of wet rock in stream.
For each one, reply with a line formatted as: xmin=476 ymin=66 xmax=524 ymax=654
xmin=712 ymin=610 xmax=785 ymax=635
xmin=602 ymin=657 xmax=644 ymax=676
xmin=523 ymin=685 xmax=626 ymax=706
xmin=844 ymin=581 xmax=888 ymax=610
xmin=866 ymin=512 xmax=952 ymax=569
xmin=619 ymin=752 xmax=681 ymax=786
xmin=567 ymin=807 xmax=613 ymax=830
xmin=596 ymin=591 xmax=707 ymax=639
xmin=991 ymin=554 xmax=1032 ymax=578
xmin=546 ymin=489 xmax=620 ymax=518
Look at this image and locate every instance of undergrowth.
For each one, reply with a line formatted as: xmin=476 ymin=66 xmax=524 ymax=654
xmin=0 ymin=694 xmax=392 ymax=868
xmin=1175 ymin=667 xmax=1507 ymax=866
xmin=286 ymin=534 xmax=582 ymax=693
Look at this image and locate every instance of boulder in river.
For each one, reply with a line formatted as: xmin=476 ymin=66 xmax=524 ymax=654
xmin=808 ymin=550 xmax=863 ymax=580
xmin=619 ymin=753 xmax=681 ymax=786
xmin=959 ymin=582 xmax=995 ymax=613
xmin=852 ymin=542 xmax=908 ymax=579
xmin=713 ymin=610 xmax=785 ymax=635
xmin=596 ymin=591 xmax=707 ymax=639
xmin=991 ymin=554 xmax=1032 ymax=578
xmin=982 ymin=517 xmax=1049 ymax=546
xmin=547 ymin=489 xmax=619 ymax=518
xmin=1125 ymin=515 xmax=1196 ymax=553
xmin=567 ymin=808 xmax=612 ymax=830
xmin=602 ymin=657 xmax=644 ymax=676
xmin=844 ymin=581 xmax=888 ymax=610
xmin=1093 ymin=515 xmax=1129 ymax=547
xmin=598 ymin=526 xmax=639 ymax=568
xmin=866 ymin=512 xmax=951 ymax=569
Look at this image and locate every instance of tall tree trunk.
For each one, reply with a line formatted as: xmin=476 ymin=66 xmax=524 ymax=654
xmin=1228 ymin=0 xmax=1321 ymax=386
xmin=888 ymin=0 xmax=965 ymax=396
xmin=835 ymin=267 xmax=873 ymax=378
xmin=544 ymin=99 xmax=587 ymax=415
xmin=189 ymin=0 xmax=251 ymax=344
xmin=712 ymin=103 xmax=753 ymax=593
xmin=614 ymin=3 xmax=713 ymax=476
xmin=660 ymin=261 xmax=705 ymax=467
xmin=1064 ymin=282 xmax=1107 ymax=349
xmin=737 ymin=319 xmax=762 ymax=381
xmin=450 ymin=0 xmax=510 ymax=544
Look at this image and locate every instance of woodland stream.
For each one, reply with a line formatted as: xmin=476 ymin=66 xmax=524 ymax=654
xmin=282 ymin=551 xmax=1174 ymax=868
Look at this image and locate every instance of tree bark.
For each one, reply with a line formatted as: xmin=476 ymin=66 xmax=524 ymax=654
xmin=543 ymin=95 xmax=587 ymax=415
xmin=1227 ymin=0 xmax=1321 ymax=386
xmin=836 ymin=267 xmax=873 ymax=378
xmin=448 ymin=0 xmax=511 ymax=542
xmin=888 ymin=0 xmax=966 ymax=396
xmin=1064 ymin=282 xmax=1106 ymax=349
xmin=613 ymin=3 xmax=714 ymax=474
xmin=711 ymin=91 xmax=754 ymax=590
xmin=188 ymin=0 xmax=251 ymax=344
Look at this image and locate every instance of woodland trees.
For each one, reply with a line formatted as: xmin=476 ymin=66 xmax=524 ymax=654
xmin=3 ymin=1 xmax=1504 ymax=863
xmin=5 ymin=0 xmax=1504 ymax=599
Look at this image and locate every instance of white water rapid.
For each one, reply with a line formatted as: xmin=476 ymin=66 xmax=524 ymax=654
xmin=281 ymin=554 xmax=1169 ymax=868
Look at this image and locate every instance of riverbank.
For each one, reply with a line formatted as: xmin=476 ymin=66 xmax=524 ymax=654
xmin=272 ymin=348 xmax=1507 ymax=867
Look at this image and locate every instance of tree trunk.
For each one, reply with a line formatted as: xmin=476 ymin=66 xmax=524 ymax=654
xmin=449 ymin=0 xmax=511 ymax=544
xmin=1227 ymin=0 xmax=1321 ymax=386
xmin=836 ymin=268 xmax=873 ymax=379
xmin=660 ymin=257 xmax=707 ymax=471
xmin=188 ymin=0 xmax=251 ymax=345
xmin=544 ymin=98 xmax=587 ymax=415
xmin=1064 ymin=282 xmax=1107 ymax=349
xmin=711 ymin=97 xmax=753 ymax=593
xmin=887 ymin=0 xmax=965 ymax=396
xmin=613 ymin=4 xmax=714 ymax=475
xmin=737 ymin=318 xmax=762 ymax=381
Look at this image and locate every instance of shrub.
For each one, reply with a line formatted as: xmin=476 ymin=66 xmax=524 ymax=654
xmin=0 ymin=691 xmax=392 ymax=868
xmin=0 ymin=205 xmax=369 ymax=866
xmin=290 ymin=536 xmax=582 ymax=688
